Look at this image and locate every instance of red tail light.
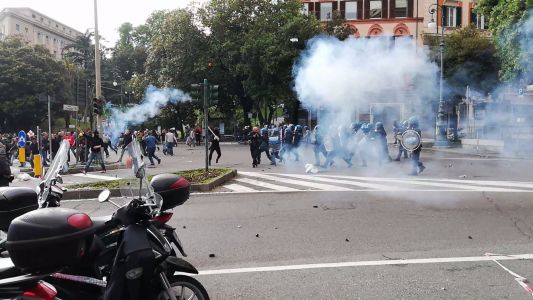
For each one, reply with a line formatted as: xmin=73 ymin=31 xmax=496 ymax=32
xmin=152 ymin=212 xmax=174 ymax=225
xmin=23 ymin=281 xmax=57 ymax=300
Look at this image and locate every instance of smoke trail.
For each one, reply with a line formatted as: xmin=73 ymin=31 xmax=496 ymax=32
xmin=104 ymin=85 xmax=191 ymax=143
xmin=293 ymin=35 xmax=438 ymax=127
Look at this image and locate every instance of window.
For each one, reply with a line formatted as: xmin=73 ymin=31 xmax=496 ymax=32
xmin=25 ymin=27 xmax=28 ymax=33
xmin=40 ymin=17 xmax=43 ymax=22
xmin=346 ymin=1 xmax=357 ymax=20
xmin=321 ymin=2 xmax=333 ymax=21
xmin=56 ymin=24 xmax=58 ymax=28
xmin=395 ymin=0 xmax=408 ymax=18
xmin=369 ymin=0 xmax=382 ymax=19
xmin=15 ymin=24 xmax=20 ymax=31
xmin=62 ymin=27 xmax=65 ymax=31
xmin=32 ymin=14 xmax=35 ymax=18
xmin=477 ymin=14 xmax=486 ymax=29
xmin=443 ymin=6 xmax=462 ymax=27
xmin=301 ymin=3 xmax=310 ymax=15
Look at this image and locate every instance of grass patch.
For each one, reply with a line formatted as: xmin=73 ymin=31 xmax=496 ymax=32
xmin=67 ymin=168 xmax=233 ymax=190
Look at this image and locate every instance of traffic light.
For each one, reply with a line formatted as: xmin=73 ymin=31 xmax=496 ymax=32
xmin=190 ymin=84 xmax=202 ymax=101
xmin=93 ymin=98 xmax=99 ymax=115
xmin=209 ymin=85 xmax=219 ymax=105
xmin=92 ymin=97 xmax=104 ymax=115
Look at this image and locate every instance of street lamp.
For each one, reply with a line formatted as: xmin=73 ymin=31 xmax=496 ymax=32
xmin=428 ymin=4 xmax=449 ymax=147
xmin=112 ymin=81 xmax=124 ymax=107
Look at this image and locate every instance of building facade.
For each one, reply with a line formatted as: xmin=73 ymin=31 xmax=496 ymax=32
xmin=0 ymin=7 xmax=82 ymax=60
xmin=300 ymin=0 xmax=485 ymax=43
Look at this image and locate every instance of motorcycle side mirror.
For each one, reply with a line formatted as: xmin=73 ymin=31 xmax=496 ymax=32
xmin=56 ymin=175 xmax=63 ymax=184
xmin=98 ymin=189 xmax=111 ymax=203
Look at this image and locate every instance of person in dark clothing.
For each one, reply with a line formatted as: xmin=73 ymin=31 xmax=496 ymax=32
xmin=41 ymin=133 xmax=50 ymax=166
xmin=394 ymin=120 xmax=409 ymax=161
xmin=144 ymin=131 xmax=161 ymax=166
xmin=258 ymin=128 xmax=275 ymax=165
xmin=0 ymin=141 xmax=13 ymax=187
xmin=51 ymin=133 xmax=61 ymax=160
xmin=249 ymin=127 xmax=261 ymax=168
xmin=29 ymin=137 xmax=40 ymax=168
xmin=209 ymin=127 xmax=221 ymax=165
xmin=84 ymin=131 xmax=106 ymax=174
xmin=374 ymin=122 xmax=392 ymax=165
xmin=407 ymin=117 xmax=425 ymax=176
xmin=117 ymin=129 xmax=133 ymax=163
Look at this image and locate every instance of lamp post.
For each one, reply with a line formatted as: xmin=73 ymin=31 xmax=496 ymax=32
xmin=113 ymin=81 xmax=124 ymax=107
xmin=428 ymin=4 xmax=449 ymax=147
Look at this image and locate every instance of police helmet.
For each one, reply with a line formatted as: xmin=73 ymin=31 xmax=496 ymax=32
xmin=260 ymin=128 xmax=268 ymax=135
xmin=375 ymin=122 xmax=384 ymax=130
xmin=295 ymin=125 xmax=303 ymax=133
xmin=314 ymin=125 xmax=320 ymax=132
xmin=408 ymin=116 xmax=419 ymax=128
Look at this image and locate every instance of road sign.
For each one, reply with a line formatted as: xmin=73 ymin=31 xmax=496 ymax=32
xmin=63 ymin=104 xmax=79 ymax=112
xmin=37 ymin=94 xmax=57 ymax=103
xmin=17 ymin=130 xmax=26 ymax=148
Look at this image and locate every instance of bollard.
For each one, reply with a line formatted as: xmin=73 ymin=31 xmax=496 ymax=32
xmin=33 ymin=154 xmax=42 ymax=177
xmin=18 ymin=147 xmax=25 ymax=164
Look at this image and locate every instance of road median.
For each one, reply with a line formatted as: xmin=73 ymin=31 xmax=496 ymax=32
xmin=63 ymin=168 xmax=237 ymax=200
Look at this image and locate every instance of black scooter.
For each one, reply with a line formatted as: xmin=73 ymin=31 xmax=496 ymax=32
xmin=0 ymin=140 xmax=209 ymax=300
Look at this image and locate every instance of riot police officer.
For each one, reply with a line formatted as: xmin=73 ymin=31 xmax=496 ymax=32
xmin=407 ymin=117 xmax=425 ymax=175
xmin=313 ymin=125 xmax=327 ymax=167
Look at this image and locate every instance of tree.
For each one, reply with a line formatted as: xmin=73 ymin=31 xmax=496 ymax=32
xmin=442 ymin=25 xmax=500 ymax=96
xmin=0 ymin=37 xmax=71 ymax=131
xmin=324 ymin=10 xmax=357 ymax=40
xmin=476 ymin=0 xmax=529 ymax=81
xmin=199 ymin=0 xmax=321 ymax=124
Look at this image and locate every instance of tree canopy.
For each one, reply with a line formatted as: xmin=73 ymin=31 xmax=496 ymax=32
xmin=0 ymin=37 xmax=71 ymax=131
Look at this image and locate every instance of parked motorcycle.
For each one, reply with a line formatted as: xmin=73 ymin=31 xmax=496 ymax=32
xmin=0 ymin=140 xmax=208 ymax=300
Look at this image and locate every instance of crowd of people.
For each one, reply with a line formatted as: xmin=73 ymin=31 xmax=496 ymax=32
xmin=0 ymin=117 xmax=425 ymax=179
xmin=246 ymin=116 xmax=425 ymax=175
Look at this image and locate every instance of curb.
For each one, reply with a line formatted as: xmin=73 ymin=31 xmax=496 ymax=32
xmin=20 ymin=163 xmax=127 ymax=178
xmin=190 ymin=169 xmax=237 ymax=192
xmin=62 ymin=169 xmax=238 ymax=200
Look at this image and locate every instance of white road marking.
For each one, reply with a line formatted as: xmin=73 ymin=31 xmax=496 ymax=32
xmin=72 ymin=173 xmax=121 ymax=181
xmin=239 ymin=171 xmax=353 ymax=191
xmin=277 ymin=173 xmax=403 ymax=191
xmin=197 ymin=253 xmax=533 ymax=276
xmin=235 ymin=178 xmax=299 ymax=192
xmin=318 ymin=175 xmax=527 ymax=192
xmin=224 ymin=184 xmax=259 ymax=193
xmin=416 ymin=178 xmax=533 ymax=190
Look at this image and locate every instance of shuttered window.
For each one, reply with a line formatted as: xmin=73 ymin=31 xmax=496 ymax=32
xmin=369 ymin=0 xmax=382 ymax=19
xmin=395 ymin=0 xmax=408 ymax=18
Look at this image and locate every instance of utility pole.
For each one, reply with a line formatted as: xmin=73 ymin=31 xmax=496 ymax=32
xmin=94 ymin=0 xmax=102 ymax=131
xmin=203 ymin=79 xmax=209 ymax=172
xmin=47 ymin=94 xmax=52 ymax=158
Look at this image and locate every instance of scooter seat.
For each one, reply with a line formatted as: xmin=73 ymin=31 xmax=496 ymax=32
xmin=0 ymin=257 xmax=19 ymax=279
xmin=91 ymin=215 xmax=114 ymax=232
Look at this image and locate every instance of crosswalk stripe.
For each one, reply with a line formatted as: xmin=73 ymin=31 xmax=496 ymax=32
xmin=239 ymin=172 xmax=353 ymax=191
xmin=318 ymin=175 xmax=526 ymax=192
xmin=415 ymin=178 xmax=533 ymax=190
xmin=275 ymin=173 xmax=401 ymax=190
xmin=72 ymin=173 xmax=121 ymax=181
xmin=224 ymin=184 xmax=260 ymax=193
xmin=235 ymin=178 xmax=299 ymax=192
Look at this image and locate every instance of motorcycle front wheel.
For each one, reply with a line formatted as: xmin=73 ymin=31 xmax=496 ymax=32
xmin=157 ymin=275 xmax=210 ymax=300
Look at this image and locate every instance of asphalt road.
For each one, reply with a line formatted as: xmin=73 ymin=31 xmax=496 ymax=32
xmin=10 ymin=145 xmax=533 ymax=298
xmin=61 ymin=189 xmax=533 ymax=299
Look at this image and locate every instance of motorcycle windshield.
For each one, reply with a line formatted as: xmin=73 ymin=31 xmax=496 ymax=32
xmin=44 ymin=140 xmax=69 ymax=183
xmin=122 ymin=140 xmax=161 ymax=211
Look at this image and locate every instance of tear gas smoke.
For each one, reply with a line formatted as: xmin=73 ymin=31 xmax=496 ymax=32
xmin=104 ymin=85 xmax=191 ymax=143
xmin=293 ymin=35 xmax=438 ymax=127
